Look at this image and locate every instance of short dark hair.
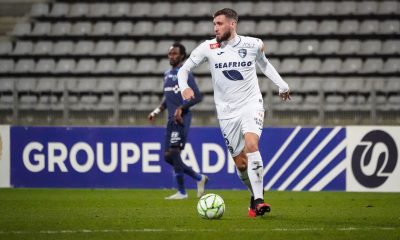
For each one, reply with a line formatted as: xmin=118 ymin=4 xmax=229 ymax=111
xmin=213 ymin=8 xmax=238 ymax=22
xmin=171 ymin=42 xmax=187 ymax=59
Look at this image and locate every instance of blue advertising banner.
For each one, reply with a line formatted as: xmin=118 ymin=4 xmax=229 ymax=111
xmin=10 ymin=126 xmax=347 ymax=191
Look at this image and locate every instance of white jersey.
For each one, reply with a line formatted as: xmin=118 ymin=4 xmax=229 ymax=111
xmin=179 ymin=35 xmax=289 ymax=120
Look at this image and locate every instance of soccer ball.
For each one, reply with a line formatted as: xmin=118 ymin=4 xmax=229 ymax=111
xmin=197 ymin=193 xmax=225 ymax=219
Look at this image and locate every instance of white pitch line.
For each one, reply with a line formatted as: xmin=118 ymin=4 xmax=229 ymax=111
xmin=0 ymin=227 xmax=396 ymax=234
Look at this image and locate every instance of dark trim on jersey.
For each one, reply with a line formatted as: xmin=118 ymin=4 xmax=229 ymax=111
xmin=232 ymin=36 xmax=242 ymax=48
xmin=189 ymin=57 xmax=197 ymax=65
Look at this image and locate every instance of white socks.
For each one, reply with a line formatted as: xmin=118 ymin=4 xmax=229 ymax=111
xmin=236 ymin=167 xmax=253 ymax=195
xmin=247 ymin=151 xmax=264 ymax=200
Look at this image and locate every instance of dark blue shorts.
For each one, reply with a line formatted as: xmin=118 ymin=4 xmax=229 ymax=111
xmin=165 ymin=113 xmax=191 ymax=150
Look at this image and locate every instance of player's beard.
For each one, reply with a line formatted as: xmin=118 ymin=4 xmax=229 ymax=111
xmin=216 ymin=31 xmax=231 ymax=44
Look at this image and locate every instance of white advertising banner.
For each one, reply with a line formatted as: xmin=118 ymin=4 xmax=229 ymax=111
xmin=347 ymin=126 xmax=400 ymax=192
xmin=0 ymin=125 xmax=10 ymax=187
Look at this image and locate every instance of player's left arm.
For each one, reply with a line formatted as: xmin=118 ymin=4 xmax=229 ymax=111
xmin=256 ymin=42 xmax=291 ymax=101
xmin=174 ymin=73 xmax=203 ymax=124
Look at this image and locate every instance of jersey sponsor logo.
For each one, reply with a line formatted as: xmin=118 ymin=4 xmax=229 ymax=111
xmin=217 ymin=51 xmax=224 ymax=55
xmin=238 ymin=48 xmax=247 ymax=58
xmin=209 ymin=43 xmax=220 ymax=49
xmin=164 ymin=84 xmax=181 ymax=94
xmin=222 ymin=70 xmax=244 ymax=81
xmin=214 ymin=61 xmax=252 ymax=69
xmin=242 ymin=42 xmax=255 ymax=48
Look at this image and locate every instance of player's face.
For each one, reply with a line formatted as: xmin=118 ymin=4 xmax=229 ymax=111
xmin=213 ymin=15 xmax=235 ymax=43
xmin=168 ymin=47 xmax=184 ymax=67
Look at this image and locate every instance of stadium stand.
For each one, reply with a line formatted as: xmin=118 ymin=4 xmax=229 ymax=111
xmin=0 ymin=0 xmax=399 ymax=126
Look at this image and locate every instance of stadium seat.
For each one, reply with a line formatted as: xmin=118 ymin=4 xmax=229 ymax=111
xmin=238 ymin=20 xmax=256 ymax=35
xmin=283 ymin=77 xmax=303 ymax=92
xmin=93 ymin=41 xmax=115 ymax=55
xmin=340 ymin=58 xmax=363 ymax=73
xmin=36 ymin=78 xmax=57 ymax=92
xmin=302 ymin=78 xmax=321 ymax=92
xmin=51 ymin=22 xmax=72 ymax=35
xmin=0 ymin=41 xmax=12 ymax=54
xmin=276 ymin=21 xmax=297 ymax=34
xmin=77 ymin=95 xmax=98 ymax=110
xmin=135 ymin=40 xmax=156 ymax=55
xmin=88 ymin=3 xmax=109 ymax=17
xmin=197 ymin=77 xmax=213 ymax=93
xmin=35 ymin=59 xmax=55 ymax=73
xmin=315 ymin=1 xmax=336 ymax=15
xmin=253 ymin=2 xmax=274 ymax=16
xmin=97 ymin=95 xmax=115 ymax=110
xmin=12 ymin=22 xmax=31 ymax=36
xmin=0 ymin=78 xmax=14 ymax=92
xmin=336 ymin=1 xmax=357 ymax=15
xmin=268 ymin=58 xmax=280 ymax=71
xmin=69 ymin=3 xmax=89 ymax=17
xmin=31 ymin=22 xmax=51 ymax=36
xmin=359 ymin=20 xmax=379 ymax=34
xmin=303 ymin=95 xmax=319 ymax=110
xmin=155 ymin=59 xmax=170 ymax=73
xmin=49 ymin=3 xmax=69 ymax=16
xmin=387 ymin=95 xmax=400 ymax=110
xmin=154 ymin=40 xmax=174 ymax=55
xmin=382 ymin=58 xmax=400 ymax=73
xmin=318 ymin=20 xmax=338 ymax=34
xmin=298 ymin=40 xmax=319 ymax=54
xmin=386 ymin=78 xmax=400 ymax=92
xmin=378 ymin=1 xmax=398 ymax=14
xmin=194 ymin=21 xmax=213 ymax=36
xmin=298 ymin=58 xmax=321 ymax=73
xmin=339 ymin=40 xmax=361 ymax=54
xmin=71 ymin=22 xmax=92 ymax=35
xmin=118 ymin=78 xmax=138 ymax=93
xmin=274 ymin=2 xmax=294 ymax=16
xmin=110 ymin=2 xmax=130 ymax=16
xmin=52 ymin=41 xmax=73 ymax=55
xmin=382 ymin=40 xmax=400 ymax=54
xmin=343 ymin=78 xmax=365 ymax=92
xmin=132 ymin=21 xmax=153 ymax=36
xmin=180 ymin=40 xmax=197 ymax=53
xmin=256 ymin=21 xmax=276 ymax=35
xmin=33 ymin=41 xmax=53 ymax=55
xmin=297 ymin=21 xmax=318 ymax=34
xmin=114 ymin=58 xmax=137 ymax=73
xmin=15 ymin=59 xmax=35 ymax=73
xmin=55 ymin=59 xmax=76 ymax=73
xmin=115 ymin=59 xmax=137 ymax=73
xmin=113 ymin=21 xmax=133 ymax=35
xmin=320 ymin=59 xmax=342 ymax=73
xmin=322 ymin=78 xmax=343 ymax=92
xmin=325 ymin=95 xmax=345 ymax=111
xmin=0 ymin=60 xmax=14 ymax=73
xmin=191 ymin=2 xmax=212 ymax=16
xmin=12 ymin=41 xmax=33 ymax=55
xmin=356 ymin=1 xmax=378 ymax=15
xmin=234 ymin=2 xmax=253 ymax=16
xmin=114 ymin=41 xmax=135 ymax=55
xmin=137 ymin=78 xmax=159 ymax=92
xmin=74 ymin=41 xmax=94 ymax=55
xmin=196 ymin=95 xmax=215 ymax=111
xmin=96 ymin=79 xmax=116 ymax=93
xmin=19 ymin=95 xmax=38 ymax=110
xmin=150 ymin=2 xmax=171 ymax=16
xmin=212 ymin=2 xmax=233 ymax=14
xmin=30 ymin=3 xmax=49 ymax=17
xmin=294 ymin=1 xmax=315 ymax=16
xmin=152 ymin=21 xmax=174 ymax=36
xmin=380 ymin=20 xmax=400 ymax=34
xmin=319 ymin=40 xmax=340 ymax=54
xmin=17 ymin=78 xmax=36 ymax=92
xmin=360 ymin=59 xmax=384 ymax=73
xmin=120 ymin=95 xmax=139 ymax=110
xmin=372 ymin=78 xmax=386 ymax=92
xmin=76 ymin=78 xmax=97 ymax=92
xmin=36 ymin=95 xmax=60 ymax=110
xmin=279 ymin=58 xmax=300 ymax=73
xmin=170 ymin=2 xmax=191 ymax=16
xmin=277 ymin=40 xmax=298 ymax=54
xmin=338 ymin=20 xmax=359 ymax=34
xmin=94 ymin=59 xmax=117 ymax=73
xmin=359 ymin=40 xmax=381 ymax=55
xmin=92 ymin=22 xmax=112 ymax=35
xmin=136 ymin=59 xmax=158 ymax=73
xmin=173 ymin=21 xmax=195 ymax=36
xmin=131 ymin=2 xmax=151 ymax=16
xmin=75 ymin=59 xmax=96 ymax=73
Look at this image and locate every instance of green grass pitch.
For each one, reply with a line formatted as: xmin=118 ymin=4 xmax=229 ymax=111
xmin=0 ymin=188 xmax=399 ymax=240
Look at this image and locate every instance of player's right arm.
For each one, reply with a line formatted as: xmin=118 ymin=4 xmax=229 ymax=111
xmin=178 ymin=42 xmax=208 ymax=100
xmin=148 ymin=99 xmax=166 ymax=121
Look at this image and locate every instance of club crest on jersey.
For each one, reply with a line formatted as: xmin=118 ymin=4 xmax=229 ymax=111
xmin=238 ymin=48 xmax=247 ymax=58
xmin=209 ymin=43 xmax=220 ymax=49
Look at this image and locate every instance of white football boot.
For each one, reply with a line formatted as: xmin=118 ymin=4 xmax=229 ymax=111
xmin=165 ymin=191 xmax=188 ymax=200
xmin=197 ymin=174 xmax=209 ymax=198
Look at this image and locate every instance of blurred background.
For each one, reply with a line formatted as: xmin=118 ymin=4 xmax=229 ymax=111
xmin=0 ymin=0 xmax=398 ymax=126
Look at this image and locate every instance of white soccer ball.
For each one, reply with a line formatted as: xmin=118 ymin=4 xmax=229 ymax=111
xmin=197 ymin=193 xmax=225 ymax=219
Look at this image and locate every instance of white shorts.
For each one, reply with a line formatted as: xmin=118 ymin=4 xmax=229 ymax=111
xmin=219 ymin=105 xmax=265 ymax=157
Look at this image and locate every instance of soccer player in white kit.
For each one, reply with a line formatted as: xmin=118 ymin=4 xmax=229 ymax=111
xmin=178 ymin=8 xmax=291 ymax=217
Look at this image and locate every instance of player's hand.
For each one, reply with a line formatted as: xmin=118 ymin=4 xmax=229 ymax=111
xmin=182 ymin=88 xmax=195 ymax=100
xmin=147 ymin=113 xmax=156 ymax=122
xmin=279 ymin=90 xmax=291 ymax=101
xmin=174 ymin=107 xmax=183 ymax=124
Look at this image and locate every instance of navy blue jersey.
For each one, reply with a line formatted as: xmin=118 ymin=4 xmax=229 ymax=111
xmin=162 ymin=66 xmax=202 ymax=119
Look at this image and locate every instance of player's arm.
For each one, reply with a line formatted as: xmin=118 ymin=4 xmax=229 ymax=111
xmin=175 ymin=74 xmax=203 ymax=124
xmin=178 ymin=43 xmax=207 ymax=100
xmin=148 ymin=98 xmax=166 ymax=121
xmin=256 ymin=42 xmax=291 ymax=101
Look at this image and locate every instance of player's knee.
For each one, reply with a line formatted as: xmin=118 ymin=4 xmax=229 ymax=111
xmin=245 ymin=142 xmax=259 ymax=153
xmin=234 ymin=156 xmax=248 ymax=171
xmin=237 ymin=163 xmax=247 ymax=172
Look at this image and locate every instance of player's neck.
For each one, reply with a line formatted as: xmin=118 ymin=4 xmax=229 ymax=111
xmin=223 ymin=33 xmax=239 ymax=46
